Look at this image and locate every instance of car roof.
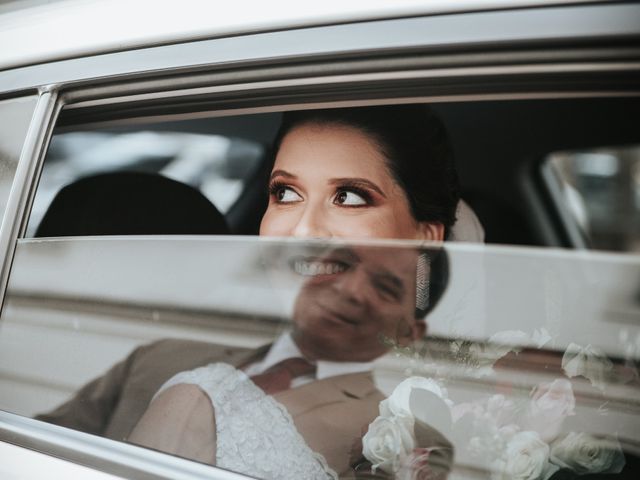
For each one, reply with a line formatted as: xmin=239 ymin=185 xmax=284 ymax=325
xmin=0 ymin=0 xmax=596 ymax=71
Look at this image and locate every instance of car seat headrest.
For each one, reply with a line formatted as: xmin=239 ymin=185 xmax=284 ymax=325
xmin=35 ymin=172 xmax=230 ymax=237
xmin=449 ymin=199 xmax=485 ymax=242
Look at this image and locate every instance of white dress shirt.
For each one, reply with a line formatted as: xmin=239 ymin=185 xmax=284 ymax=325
xmin=243 ymin=333 xmax=374 ymax=388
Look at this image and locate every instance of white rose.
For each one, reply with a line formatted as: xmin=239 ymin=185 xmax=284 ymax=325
xmin=485 ymin=394 xmax=517 ymax=427
xmin=550 ymin=432 xmax=625 ymax=475
xmin=562 ymin=343 xmax=613 ymax=391
xmin=491 ymin=431 xmax=550 ymax=480
xmin=523 ymin=379 xmax=575 ymax=441
xmin=498 ymin=424 xmax=520 ymax=442
xmin=468 ymin=424 xmax=520 ymax=462
xmin=380 ymin=376 xmax=451 ymax=419
xmin=363 ymin=415 xmax=416 ymax=473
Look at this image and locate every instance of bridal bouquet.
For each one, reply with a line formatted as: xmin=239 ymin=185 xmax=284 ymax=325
xmin=450 ymin=380 xmax=625 ymax=480
xmin=360 ymin=377 xmax=454 ymax=480
xmin=359 ymin=333 xmax=630 ymax=480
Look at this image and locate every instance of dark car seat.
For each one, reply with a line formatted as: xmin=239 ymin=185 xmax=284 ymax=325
xmin=35 ymin=172 xmax=229 ymax=237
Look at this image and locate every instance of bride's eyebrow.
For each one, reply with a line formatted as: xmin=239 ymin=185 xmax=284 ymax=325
xmin=270 ymin=169 xmax=297 ymax=181
xmin=329 ymin=177 xmax=386 ymax=198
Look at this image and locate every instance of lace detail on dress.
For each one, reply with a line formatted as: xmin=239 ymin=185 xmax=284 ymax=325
xmin=156 ymin=363 xmax=338 ymax=480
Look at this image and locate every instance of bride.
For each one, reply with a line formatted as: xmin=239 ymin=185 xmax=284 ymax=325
xmin=127 ymin=104 xmax=460 ymax=479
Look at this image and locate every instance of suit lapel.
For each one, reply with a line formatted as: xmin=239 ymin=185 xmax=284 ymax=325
xmin=273 ymin=371 xmax=377 ymax=417
xmin=274 ymin=371 xmax=383 ymax=476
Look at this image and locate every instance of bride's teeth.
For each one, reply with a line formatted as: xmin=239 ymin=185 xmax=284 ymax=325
xmin=294 ymin=260 xmax=345 ymax=276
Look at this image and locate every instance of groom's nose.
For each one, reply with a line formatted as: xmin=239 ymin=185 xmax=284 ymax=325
xmin=331 ymin=266 xmax=370 ymax=306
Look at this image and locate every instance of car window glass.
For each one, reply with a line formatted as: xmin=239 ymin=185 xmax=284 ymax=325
xmin=1 ymin=236 xmax=638 ymax=479
xmin=546 ymin=146 xmax=640 ymax=253
xmin=3 ymin=102 xmax=639 ymax=479
xmin=26 ymin=114 xmax=279 ymax=236
xmin=0 ymin=95 xmax=38 ymax=225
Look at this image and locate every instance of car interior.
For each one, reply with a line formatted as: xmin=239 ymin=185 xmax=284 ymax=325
xmin=35 ymin=171 xmax=230 ymax=237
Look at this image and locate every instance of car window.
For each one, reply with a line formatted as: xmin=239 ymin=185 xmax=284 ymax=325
xmin=27 ymin=113 xmax=280 ymax=237
xmin=1 ymin=237 xmax=638 ymax=479
xmin=2 ymin=100 xmax=639 ymax=480
xmin=545 ymin=146 xmax=640 ymax=253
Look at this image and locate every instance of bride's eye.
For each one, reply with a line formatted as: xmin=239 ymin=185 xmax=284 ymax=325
xmin=334 ymin=189 xmax=368 ymax=206
xmin=272 ymin=185 xmax=302 ymax=203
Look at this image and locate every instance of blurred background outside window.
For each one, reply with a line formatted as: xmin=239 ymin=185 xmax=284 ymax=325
xmin=27 ymin=129 xmax=265 ymax=236
xmin=548 ymin=145 xmax=640 ymax=253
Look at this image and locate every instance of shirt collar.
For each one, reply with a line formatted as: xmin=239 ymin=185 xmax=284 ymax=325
xmin=258 ymin=332 xmax=374 ymax=380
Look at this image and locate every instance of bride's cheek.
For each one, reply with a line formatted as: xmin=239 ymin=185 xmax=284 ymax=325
xmin=260 ymin=210 xmax=287 ymax=236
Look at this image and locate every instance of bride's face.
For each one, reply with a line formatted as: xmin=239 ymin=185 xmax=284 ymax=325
xmin=259 ymin=123 xmax=444 ymax=241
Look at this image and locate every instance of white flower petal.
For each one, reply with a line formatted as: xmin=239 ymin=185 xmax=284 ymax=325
xmin=550 ymin=432 xmax=625 ymax=475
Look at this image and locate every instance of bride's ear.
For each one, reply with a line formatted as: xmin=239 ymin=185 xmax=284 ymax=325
xmin=416 ymin=221 xmax=444 ymax=241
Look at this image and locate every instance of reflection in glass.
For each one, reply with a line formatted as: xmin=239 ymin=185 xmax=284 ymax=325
xmin=127 ymin=244 xmax=451 ymax=479
xmin=0 ymin=238 xmax=638 ymax=479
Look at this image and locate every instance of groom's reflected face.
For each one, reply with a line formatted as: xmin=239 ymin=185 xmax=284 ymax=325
xmin=291 ymin=246 xmax=425 ymax=362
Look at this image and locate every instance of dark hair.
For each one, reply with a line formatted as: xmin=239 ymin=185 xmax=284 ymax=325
xmin=274 ymin=105 xmax=460 ymax=236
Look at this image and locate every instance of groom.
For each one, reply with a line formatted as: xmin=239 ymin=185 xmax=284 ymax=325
xmin=37 ymin=244 xmax=447 ymax=476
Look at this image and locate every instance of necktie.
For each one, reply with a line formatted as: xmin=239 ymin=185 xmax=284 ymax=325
xmin=249 ymin=357 xmax=316 ymax=395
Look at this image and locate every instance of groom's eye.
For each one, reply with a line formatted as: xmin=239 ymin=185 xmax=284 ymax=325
xmin=371 ymin=274 xmax=404 ymax=302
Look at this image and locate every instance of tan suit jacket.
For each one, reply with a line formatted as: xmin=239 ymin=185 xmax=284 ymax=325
xmin=37 ymin=338 xmax=384 ymax=476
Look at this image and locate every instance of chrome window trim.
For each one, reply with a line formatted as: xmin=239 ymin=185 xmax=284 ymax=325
xmin=62 ymin=61 xmax=640 ymax=110
xmin=0 ymin=90 xmax=57 ymax=314
xmin=55 ymin=92 xmax=640 ymax=136
xmin=54 ymin=45 xmax=640 ymax=108
xmin=0 ymin=410 xmax=251 ymax=479
xmin=0 ymin=3 xmax=638 ymax=95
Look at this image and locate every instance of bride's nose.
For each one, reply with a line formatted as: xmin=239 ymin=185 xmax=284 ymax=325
xmin=290 ymin=203 xmax=332 ymax=239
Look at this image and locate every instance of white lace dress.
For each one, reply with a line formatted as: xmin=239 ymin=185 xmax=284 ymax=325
xmin=156 ymin=363 xmax=338 ymax=480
